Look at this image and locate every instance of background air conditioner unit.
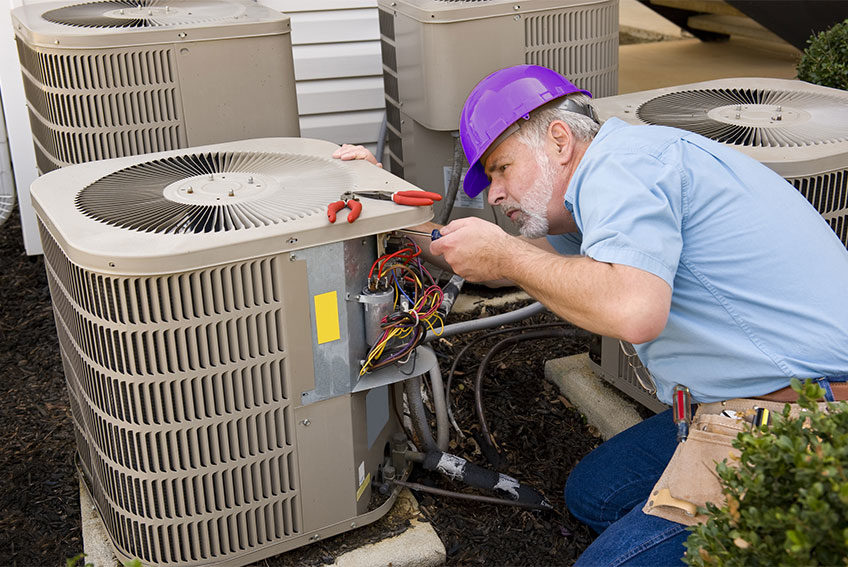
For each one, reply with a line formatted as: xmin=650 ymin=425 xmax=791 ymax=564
xmin=31 ymin=137 xmax=433 ymax=566
xmin=377 ymin=0 xmax=619 ymax=228
xmin=589 ymin=77 xmax=848 ymax=411
xmin=593 ymin=77 xmax=848 ymax=247
xmin=11 ymin=0 xmax=300 ymax=175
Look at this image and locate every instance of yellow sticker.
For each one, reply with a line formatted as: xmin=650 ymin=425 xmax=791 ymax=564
xmin=314 ymin=291 xmax=341 ymax=344
xmin=356 ymin=472 xmax=371 ymax=502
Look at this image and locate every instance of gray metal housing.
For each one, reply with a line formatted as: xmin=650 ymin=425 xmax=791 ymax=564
xmin=31 ymin=137 xmax=433 ymax=566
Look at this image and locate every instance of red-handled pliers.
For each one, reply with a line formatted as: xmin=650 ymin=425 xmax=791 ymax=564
xmin=353 ymin=190 xmax=443 ymax=206
xmin=327 ymin=190 xmax=442 ymax=223
xmin=327 ymin=195 xmax=363 ymax=223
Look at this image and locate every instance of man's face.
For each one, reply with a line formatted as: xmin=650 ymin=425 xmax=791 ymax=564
xmin=483 ymin=134 xmax=557 ymax=239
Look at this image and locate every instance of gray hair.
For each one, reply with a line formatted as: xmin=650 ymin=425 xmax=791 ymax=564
xmin=514 ymin=93 xmax=600 ymax=147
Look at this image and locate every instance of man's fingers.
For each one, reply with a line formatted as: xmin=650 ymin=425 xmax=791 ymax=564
xmin=332 ymin=144 xmax=378 ymax=165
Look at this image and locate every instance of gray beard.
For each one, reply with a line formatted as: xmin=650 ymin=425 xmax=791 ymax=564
xmin=502 ymin=153 xmax=555 ymax=239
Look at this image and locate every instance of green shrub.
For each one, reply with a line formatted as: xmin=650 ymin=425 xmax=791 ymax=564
xmin=684 ymin=379 xmax=848 ymax=566
xmin=796 ymin=19 xmax=848 ymax=90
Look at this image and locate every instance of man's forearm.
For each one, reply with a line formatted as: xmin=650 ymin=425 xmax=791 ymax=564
xmin=497 ymin=238 xmax=670 ymax=343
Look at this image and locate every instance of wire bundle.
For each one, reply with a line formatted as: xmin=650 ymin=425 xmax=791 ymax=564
xmin=360 ymin=239 xmax=444 ymax=374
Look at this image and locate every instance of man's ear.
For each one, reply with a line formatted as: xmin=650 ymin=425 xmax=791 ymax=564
xmin=548 ymin=121 xmax=574 ymax=164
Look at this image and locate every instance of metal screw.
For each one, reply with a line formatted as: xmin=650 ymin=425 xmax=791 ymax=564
xmin=735 ymin=113 xmax=741 ymax=119
xmin=187 ymin=186 xmax=193 ymax=193
xmin=513 ymin=14 xmax=520 ymax=20
xmin=513 ymin=4 xmax=520 ymax=9
xmin=310 ymin=534 xmax=320 ymax=541
xmin=350 ymin=522 xmax=357 ymax=528
xmin=178 ymin=32 xmax=187 ymax=38
xmin=228 ymin=190 xmax=235 ymax=197
xmin=287 ymin=237 xmax=297 ymax=244
xmin=248 ymin=176 xmax=254 ymax=184
xmin=301 ymin=419 xmax=311 ymax=426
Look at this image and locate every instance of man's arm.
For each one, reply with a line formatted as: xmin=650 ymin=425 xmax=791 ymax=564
xmin=430 ymin=217 xmax=671 ymax=343
xmin=404 ymin=221 xmax=556 ymax=288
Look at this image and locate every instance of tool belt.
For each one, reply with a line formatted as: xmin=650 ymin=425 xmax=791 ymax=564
xmin=642 ymin=398 xmax=830 ymax=526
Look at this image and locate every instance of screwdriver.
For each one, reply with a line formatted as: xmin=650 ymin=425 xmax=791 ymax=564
xmin=396 ymin=228 xmax=443 ymax=241
xmin=672 ymin=384 xmax=692 ymax=443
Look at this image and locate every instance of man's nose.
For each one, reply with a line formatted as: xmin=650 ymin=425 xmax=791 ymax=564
xmin=487 ymin=181 xmax=505 ymax=206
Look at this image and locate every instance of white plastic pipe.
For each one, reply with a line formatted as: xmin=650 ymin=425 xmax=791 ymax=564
xmin=0 ymin=93 xmax=15 ymax=228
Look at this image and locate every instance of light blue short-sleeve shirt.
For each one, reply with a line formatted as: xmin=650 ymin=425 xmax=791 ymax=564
xmin=548 ymin=118 xmax=848 ymax=404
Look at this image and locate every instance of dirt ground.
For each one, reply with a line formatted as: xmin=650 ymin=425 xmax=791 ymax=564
xmin=0 ymin=206 xmax=602 ymax=566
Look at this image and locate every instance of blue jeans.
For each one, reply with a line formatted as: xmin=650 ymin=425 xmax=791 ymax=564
xmin=565 ymin=409 xmax=690 ymax=566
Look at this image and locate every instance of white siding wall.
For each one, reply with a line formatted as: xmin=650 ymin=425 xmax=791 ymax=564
xmin=261 ymin=0 xmax=385 ymax=153
xmin=0 ymin=0 xmax=49 ymax=253
xmin=0 ymin=0 xmax=385 ymax=254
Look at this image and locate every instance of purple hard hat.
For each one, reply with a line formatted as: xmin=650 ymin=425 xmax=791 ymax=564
xmin=459 ymin=65 xmax=592 ymax=198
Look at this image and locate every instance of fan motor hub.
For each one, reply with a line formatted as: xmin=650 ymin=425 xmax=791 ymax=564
xmin=707 ymin=104 xmax=810 ymax=128
xmin=103 ymin=6 xmax=189 ymax=20
xmin=163 ymin=172 xmax=276 ymax=204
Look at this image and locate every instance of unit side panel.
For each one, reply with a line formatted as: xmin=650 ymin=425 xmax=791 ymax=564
xmin=176 ymin=34 xmax=300 ymax=145
xmin=394 ymin=13 xmax=524 ymax=131
xmin=15 ymin=37 xmax=187 ymax=171
xmin=39 ymin=222 xmax=308 ymax=566
xmin=293 ymin=396 xmax=357 ymax=532
xmin=524 ymin=0 xmax=619 ymax=98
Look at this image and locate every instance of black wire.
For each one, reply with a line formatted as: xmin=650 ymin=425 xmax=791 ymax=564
xmin=444 ymin=322 xmax=576 ymax=434
xmin=474 ymin=328 xmax=590 ymax=462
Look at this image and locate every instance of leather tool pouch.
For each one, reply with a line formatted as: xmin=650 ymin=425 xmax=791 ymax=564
xmin=642 ymin=399 xmax=790 ymax=526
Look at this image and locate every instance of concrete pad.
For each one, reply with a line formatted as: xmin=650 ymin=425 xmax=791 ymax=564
xmin=80 ymin=478 xmax=119 ymax=567
xmin=545 ymin=353 xmax=644 ymax=440
xmin=619 ymin=36 xmax=801 ymax=94
xmin=620 ymin=0 xmax=687 ymax=40
xmin=79 ymin=482 xmax=444 ymax=567
xmin=333 ymin=489 xmax=446 ymax=567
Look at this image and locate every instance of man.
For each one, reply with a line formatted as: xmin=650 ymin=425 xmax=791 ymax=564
xmin=337 ymin=64 xmax=848 ymax=565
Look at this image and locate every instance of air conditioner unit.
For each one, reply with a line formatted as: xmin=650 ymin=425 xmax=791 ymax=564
xmin=31 ymin=137 xmax=434 ymax=566
xmin=589 ymin=77 xmax=848 ymax=411
xmin=378 ymin=0 xmax=619 ymax=227
xmin=593 ymin=77 xmax=848 ymax=246
xmin=11 ymin=0 xmax=300 ymax=175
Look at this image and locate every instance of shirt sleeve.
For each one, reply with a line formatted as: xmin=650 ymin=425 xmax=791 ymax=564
xmin=569 ymin=151 xmax=685 ymax=287
xmin=546 ymin=232 xmax=582 ymax=255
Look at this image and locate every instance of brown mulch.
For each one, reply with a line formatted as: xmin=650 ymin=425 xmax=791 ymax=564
xmin=0 ymin=206 xmax=600 ymax=567
xmin=0 ymin=208 xmax=81 ymax=567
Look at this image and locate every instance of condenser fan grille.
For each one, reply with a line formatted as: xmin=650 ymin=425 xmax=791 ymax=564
xmin=42 ymin=0 xmax=243 ymax=28
xmin=636 ymin=88 xmax=848 ymax=148
xmin=75 ymin=151 xmax=354 ymax=233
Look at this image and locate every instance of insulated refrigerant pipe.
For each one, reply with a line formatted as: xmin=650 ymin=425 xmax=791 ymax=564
xmin=424 ymin=300 xmax=548 ymax=343
xmin=435 ymin=133 xmax=463 ymax=226
xmin=391 ymin=479 xmax=550 ymax=510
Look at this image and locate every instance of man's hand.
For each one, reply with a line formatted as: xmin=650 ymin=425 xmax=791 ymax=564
xmin=431 ymin=217 xmax=672 ymax=343
xmin=429 ymin=217 xmax=517 ymax=282
xmin=332 ymin=144 xmax=382 ymax=167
